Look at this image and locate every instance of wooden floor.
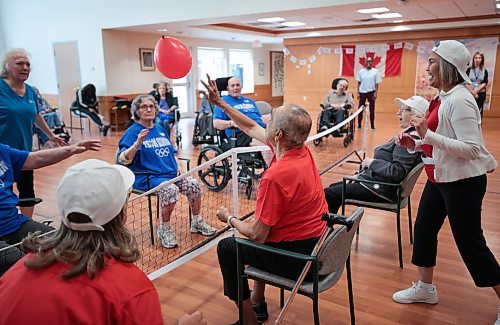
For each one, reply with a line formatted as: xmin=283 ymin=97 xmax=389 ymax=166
xmin=31 ymin=113 xmax=500 ymax=324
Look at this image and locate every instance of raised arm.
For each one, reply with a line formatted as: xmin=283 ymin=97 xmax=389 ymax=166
xmin=201 ymin=75 xmax=266 ymax=143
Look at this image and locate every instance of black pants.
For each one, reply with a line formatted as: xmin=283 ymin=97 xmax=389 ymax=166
xmin=358 ymin=91 xmax=376 ymax=129
xmin=0 ymin=220 xmax=54 ymax=274
xmin=412 ymin=175 xmax=500 ymax=287
xmin=320 ymin=108 xmax=345 ymax=129
xmin=217 ymin=236 xmax=320 ymax=302
xmin=77 ymin=107 xmax=104 ymax=127
xmin=476 ymin=92 xmax=486 ymax=118
xmin=16 ymin=170 xmax=35 ymax=207
xmin=324 ymin=181 xmax=386 ymax=214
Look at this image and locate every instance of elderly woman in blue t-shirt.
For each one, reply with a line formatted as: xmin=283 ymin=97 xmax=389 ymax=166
xmin=118 ymin=95 xmax=214 ymax=249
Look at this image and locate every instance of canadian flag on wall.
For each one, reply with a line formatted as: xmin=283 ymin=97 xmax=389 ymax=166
xmin=340 ymin=44 xmax=403 ymax=77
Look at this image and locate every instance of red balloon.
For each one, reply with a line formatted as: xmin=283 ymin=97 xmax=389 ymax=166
xmin=154 ymin=36 xmax=192 ymax=79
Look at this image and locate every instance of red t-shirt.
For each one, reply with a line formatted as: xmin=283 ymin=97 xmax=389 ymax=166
xmin=255 ymin=144 xmax=328 ymax=243
xmin=422 ymin=98 xmax=441 ymax=182
xmin=0 ymin=254 xmax=163 ymax=325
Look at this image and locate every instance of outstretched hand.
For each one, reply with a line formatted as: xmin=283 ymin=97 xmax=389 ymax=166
xmin=395 ymin=133 xmax=416 ymax=150
xmin=200 ymin=74 xmax=223 ymax=107
xmin=50 ymin=134 xmax=69 ymax=147
xmin=216 ymin=206 xmax=230 ymax=222
xmin=73 ymin=140 xmax=102 ymax=154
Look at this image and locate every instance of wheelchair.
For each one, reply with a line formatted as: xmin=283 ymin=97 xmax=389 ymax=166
xmin=313 ymin=104 xmax=355 ymax=147
xmin=197 ymin=128 xmax=267 ymax=199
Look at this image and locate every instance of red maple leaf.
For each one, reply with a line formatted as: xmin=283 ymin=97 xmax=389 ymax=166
xmin=359 ymin=52 xmax=382 ymax=67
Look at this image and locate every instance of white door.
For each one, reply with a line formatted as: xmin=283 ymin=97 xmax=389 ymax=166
xmin=53 ymin=41 xmax=81 ymax=124
xmin=172 ymin=70 xmax=194 ymax=118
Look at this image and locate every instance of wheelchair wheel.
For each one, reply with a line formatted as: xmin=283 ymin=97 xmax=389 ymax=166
xmin=240 ymin=152 xmax=267 ymax=180
xmin=197 ymin=146 xmax=230 ymax=191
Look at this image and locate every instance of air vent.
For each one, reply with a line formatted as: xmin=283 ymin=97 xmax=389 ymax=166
xmin=247 ymin=21 xmax=274 ymax=26
xmin=273 ymin=25 xmax=290 ymax=29
xmin=355 ymin=18 xmax=378 ymax=22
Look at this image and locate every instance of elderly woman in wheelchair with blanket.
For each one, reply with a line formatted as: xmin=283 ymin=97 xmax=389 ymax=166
xmin=117 ymin=94 xmax=215 ymax=249
xmin=324 ymin=95 xmax=429 ymax=214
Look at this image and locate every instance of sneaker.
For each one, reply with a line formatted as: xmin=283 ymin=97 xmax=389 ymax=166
xmin=190 ymin=219 xmax=216 ymax=236
xmin=320 ymin=126 xmax=328 ymax=132
xmin=101 ymin=125 xmax=111 ymax=136
xmin=157 ymin=224 xmax=178 ymax=248
xmin=393 ymin=281 xmax=438 ymax=304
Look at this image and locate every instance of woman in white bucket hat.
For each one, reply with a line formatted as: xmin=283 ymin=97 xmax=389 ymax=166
xmin=394 ymin=40 xmax=499 ymax=323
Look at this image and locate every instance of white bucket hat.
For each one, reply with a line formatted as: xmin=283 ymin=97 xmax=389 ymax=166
xmin=394 ymin=96 xmax=429 ymax=117
xmin=57 ymin=159 xmax=135 ymax=232
xmin=432 ymin=40 xmax=472 ymax=84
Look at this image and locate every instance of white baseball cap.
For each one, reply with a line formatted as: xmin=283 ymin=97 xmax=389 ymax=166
xmin=394 ymin=96 xmax=429 ymax=117
xmin=432 ymin=40 xmax=472 ymax=84
xmin=57 ymin=159 xmax=135 ymax=232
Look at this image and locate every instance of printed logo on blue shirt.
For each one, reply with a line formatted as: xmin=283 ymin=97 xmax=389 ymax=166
xmin=0 ymin=159 xmax=8 ymax=188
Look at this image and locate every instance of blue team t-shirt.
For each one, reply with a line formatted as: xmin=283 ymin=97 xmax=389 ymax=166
xmin=118 ymin=123 xmax=178 ymax=191
xmin=157 ymin=98 xmax=174 ymax=121
xmin=213 ymin=95 xmax=265 ymax=138
xmin=0 ymin=79 xmax=38 ymax=151
xmin=0 ymin=144 xmax=30 ymax=235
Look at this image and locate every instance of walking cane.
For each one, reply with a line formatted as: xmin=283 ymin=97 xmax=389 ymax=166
xmin=361 ymin=103 xmax=370 ymax=161
xmin=274 ymin=214 xmax=354 ymax=324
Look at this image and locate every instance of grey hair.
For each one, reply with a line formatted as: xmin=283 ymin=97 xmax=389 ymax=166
xmin=439 ymin=56 xmax=464 ymax=88
xmin=130 ymin=94 xmax=159 ymax=120
xmin=0 ymin=48 xmax=30 ymax=78
xmin=274 ymin=103 xmax=312 ymax=148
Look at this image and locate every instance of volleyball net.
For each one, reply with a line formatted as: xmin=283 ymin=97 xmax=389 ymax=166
xmin=125 ymin=105 xmax=369 ymax=280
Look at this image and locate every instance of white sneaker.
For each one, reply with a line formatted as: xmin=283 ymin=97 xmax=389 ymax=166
xmin=495 ymin=304 xmax=500 ymax=325
xmin=190 ymin=219 xmax=216 ymax=236
xmin=157 ymin=224 xmax=178 ymax=248
xmin=392 ymin=281 xmax=438 ymax=304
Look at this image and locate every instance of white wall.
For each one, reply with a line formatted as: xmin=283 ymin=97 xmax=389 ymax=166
xmin=0 ymin=0 xmax=363 ymax=95
xmin=103 ymin=30 xmax=283 ymax=95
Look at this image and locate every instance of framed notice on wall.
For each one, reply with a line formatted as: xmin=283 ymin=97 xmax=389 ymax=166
xmin=270 ymin=51 xmax=284 ymax=97
xmin=139 ymin=48 xmax=155 ymax=71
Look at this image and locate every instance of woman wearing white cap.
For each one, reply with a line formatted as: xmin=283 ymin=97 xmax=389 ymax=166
xmin=0 ymin=159 xmax=206 ymax=325
xmin=324 ymin=95 xmax=428 ymax=214
xmin=394 ymin=40 xmax=499 ymax=321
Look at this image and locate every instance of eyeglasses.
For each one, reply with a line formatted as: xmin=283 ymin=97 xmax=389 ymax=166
xmin=398 ymin=107 xmax=412 ymax=114
xmin=139 ymin=104 xmax=155 ymax=110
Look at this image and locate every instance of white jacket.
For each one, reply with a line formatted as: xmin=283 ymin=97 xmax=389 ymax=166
xmin=416 ymin=84 xmax=497 ymax=183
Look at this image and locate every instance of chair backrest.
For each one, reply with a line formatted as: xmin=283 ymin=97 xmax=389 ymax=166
xmin=255 ymin=101 xmax=272 ymax=115
xmin=317 ymin=207 xmax=363 ymax=276
xmin=400 ymin=162 xmax=424 ymax=199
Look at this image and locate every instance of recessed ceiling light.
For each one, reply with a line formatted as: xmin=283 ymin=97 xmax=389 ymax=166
xmin=257 ymin=17 xmax=285 ymax=23
xmin=393 ymin=20 xmax=404 ymax=23
xmin=358 ymin=7 xmax=390 ymax=14
xmin=157 ymin=29 xmax=168 ymax=32
xmin=281 ymin=21 xmax=306 ymax=27
xmin=307 ymin=32 xmax=322 ymax=37
xmin=496 ymin=3 xmax=500 ymax=8
xmin=391 ymin=25 xmax=411 ymax=31
xmin=372 ymin=12 xmax=403 ymax=19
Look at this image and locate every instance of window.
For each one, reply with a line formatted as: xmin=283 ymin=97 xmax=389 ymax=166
xmin=229 ymin=49 xmax=254 ymax=94
xmin=197 ymin=47 xmax=255 ymax=94
xmin=197 ymin=47 xmax=227 ymax=90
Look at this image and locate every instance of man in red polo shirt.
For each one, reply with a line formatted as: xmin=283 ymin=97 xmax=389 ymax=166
xmin=202 ymin=76 xmax=327 ymax=325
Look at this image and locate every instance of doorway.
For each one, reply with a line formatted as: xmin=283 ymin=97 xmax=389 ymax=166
xmin=53 ymin=41 xmax=81 ymax=124
xmin=172 ymin=71 xmax=194 ymax=118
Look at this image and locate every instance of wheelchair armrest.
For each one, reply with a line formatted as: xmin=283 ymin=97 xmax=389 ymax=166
xmin=17 ymin=198 xmax=43 ymax=207
xmin=342 ymin=176 xmax=401 ymax=188
xmin=235 ymin=237 xmax=317 ymax=262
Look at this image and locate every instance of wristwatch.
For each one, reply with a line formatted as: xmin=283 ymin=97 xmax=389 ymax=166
xmin=227 ymin=215 xmax=236 ymax=228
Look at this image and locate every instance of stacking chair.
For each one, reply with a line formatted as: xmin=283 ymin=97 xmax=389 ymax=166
xmin=69 ymin=102 xmax=92 ymax=136
xmin=122 ymin=157 xmax=191 ymax=245
xmin=341 ymin=162 xmax=424 ymax=268
xmin=236 ymin=207 xmax=364 ymax=325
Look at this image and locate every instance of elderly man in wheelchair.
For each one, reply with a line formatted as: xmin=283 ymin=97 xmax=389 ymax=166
xmin=319 ymin=78 xmax=354 ymax=136
xmin=197 ymin=77 xmax=268 ymax=197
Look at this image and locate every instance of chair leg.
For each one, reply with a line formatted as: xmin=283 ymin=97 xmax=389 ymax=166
xmin=236 ymin=244 xmax=245 ymax=324
xmin=396 ymin=210 xmax=403 ymax=269
xmin=147 ymin=194 xmax=155 ymax=245
xmin=408 ymin=197 xmax=413 ymax=245
xmin=346 ymin=255 xmax=356 ymax=325
xmin=79 ymin=115 xmax=83 ymax=136
xmin=88 ymin=118 xmax=92 ymax=136
xmin=280 ymin=288 xmax=284 ymax=309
